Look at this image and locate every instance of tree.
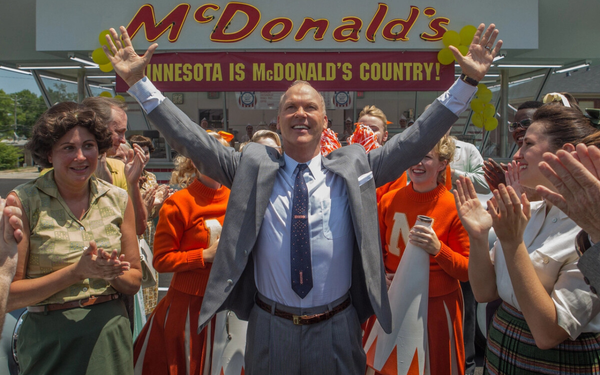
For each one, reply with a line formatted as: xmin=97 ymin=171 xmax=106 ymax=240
xmin=0 ymin=89 xmax=46 ymax=138
xmin=0 ymin=143 xmax=22 ymax=170
xmin=47 ymin=83 xmax=78 ymax=104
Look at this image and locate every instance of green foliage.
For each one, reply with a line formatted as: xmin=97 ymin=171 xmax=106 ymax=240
xmin=47 ymin=83 xmax=78 ymax=104
xmin=0 ymin=89 xmax=46 ymax=138
xmin=0 ymin=142 xmax=22 ymax=170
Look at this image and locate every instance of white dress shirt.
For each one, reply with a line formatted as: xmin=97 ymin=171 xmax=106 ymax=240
xmin=491 ymin=200 xmax=600 ymax=339
xmin=254 ymin=153 xmax=352 ymax=307
xmin=127 ymin=77 xmax=478 ymax=308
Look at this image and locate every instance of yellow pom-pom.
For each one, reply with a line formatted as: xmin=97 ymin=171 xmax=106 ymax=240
xmin=470 ymin=98 xmax=484 ymax=113
xmin=437 ymin=48 xmax=455 ymax=65
xmin=99 ymin=62 xmax=113 ymax=73
xmin=458 ymin=45 xmax=469 ymax=56
xmin=92 ymin=48 xmax=109 ymax=65
xmin=459 ymin=25 xmax=478 ymax=46
xmin=477 ymin=87 xmax=493 ymax=103
xmin=442 ymin=30 xmax=461 ymax=47
xmin=114 ymin=95 xmax=125 ymax=102
xmin=472 ymin=113 xmax=484 ymax=128
xmin=99 ymin=30 xmax=116 ymax=48
xmin=99 ymin=91 xmax=112 ymax=98
xmin=484 ymin=117 xmax=499 ymax=131
xmin=484 ymin=103 xmax=496 ymax=118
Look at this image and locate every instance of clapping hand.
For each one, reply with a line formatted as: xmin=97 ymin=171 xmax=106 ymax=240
xmin=453 ymin=176 xmax=493 ymax=239
xmin=76 ymin=241 xmax=131 ymax=281
xmin=125 ymin=143 xmax=148 ymax=186
xmin=488 ymin=184 xmax=530 ymax=251
xmin=483 ymin=158 xmax=506 ymax=191
xmin=537 ymin=144 xmax=600 ymax=243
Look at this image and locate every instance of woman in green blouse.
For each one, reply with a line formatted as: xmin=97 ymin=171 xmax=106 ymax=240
xmin=7 ymin=102 xmax=142 ymax=375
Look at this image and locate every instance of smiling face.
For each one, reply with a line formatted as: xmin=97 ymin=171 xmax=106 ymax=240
xmin=358 ymin=114 xmax=388 ymax=145
xmin=511 ymin=108 xmax=536 ymax=147
xmin=513 ymin=121 xmax=557 ymax=189
xmin=408 ymin=149 xmax=447 ymax=193
xmin=277 ymin=83 xmax=327 ymax=162
xmin=48 ymin=126 xmax=99 ymax=187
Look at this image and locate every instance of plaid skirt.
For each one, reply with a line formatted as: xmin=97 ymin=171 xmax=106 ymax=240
xmin=485 ymin=301 xmax=600 ymax=375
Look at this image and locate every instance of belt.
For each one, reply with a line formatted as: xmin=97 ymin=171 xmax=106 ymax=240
xmin=26 ymin=294 xmax=120 ymax=313
xmin=255 ymin=296 xmax=351 ymax=325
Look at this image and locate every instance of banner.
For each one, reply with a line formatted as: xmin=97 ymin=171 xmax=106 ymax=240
xmin=116 ymin=51 xmax=453 ymax=92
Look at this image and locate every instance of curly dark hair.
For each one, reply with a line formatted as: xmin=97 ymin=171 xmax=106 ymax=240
xmin=129 ymin=134 xmax=155 ymax=153
xmin=27 ymin=102 xmax=113 ymax=168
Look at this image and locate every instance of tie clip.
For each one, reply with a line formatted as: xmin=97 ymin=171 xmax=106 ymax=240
xmin=294 ymin=215 xmax=306 ymax=219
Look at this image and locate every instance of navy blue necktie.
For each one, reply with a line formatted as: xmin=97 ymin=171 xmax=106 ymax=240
xmin=291 ymin=164 xmax=313 ymax=298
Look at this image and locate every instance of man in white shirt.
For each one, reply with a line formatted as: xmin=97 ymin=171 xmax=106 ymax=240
xmin=102 ymin=23 xmax=501 ymax=375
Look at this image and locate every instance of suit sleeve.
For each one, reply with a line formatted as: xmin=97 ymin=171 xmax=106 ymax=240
xmin=152 ymin=198 xmax=207 ymax=273
xmin=433 ymin=216 xmax=470 ymax=282
xmin=368 ymin=80 xmax=475 ymax=187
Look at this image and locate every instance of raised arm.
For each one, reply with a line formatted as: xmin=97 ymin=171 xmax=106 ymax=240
xmin=103 ymin=26 xmax=238 ymax=188
xmin=453 ymin=176 xmax=498 ymax=302
xmin=369 ymin=24 xmax=502 ymax=186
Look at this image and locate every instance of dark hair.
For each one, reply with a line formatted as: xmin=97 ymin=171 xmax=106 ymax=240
xmin=532 ymin=105 xmax=596 ymax=151
xmin=27 ymin=102 xmax=113 ymax=168
xmin=81 ymin=96 xmax=128 ymax=125
xmin=518 ymin=101 xmax=543 ymax=111
xmin=129 ymin=134 xmax=155 ymax=153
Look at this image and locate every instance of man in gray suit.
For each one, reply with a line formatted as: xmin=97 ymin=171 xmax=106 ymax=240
xmin=104 ymin=23 xmax=501 ymax=374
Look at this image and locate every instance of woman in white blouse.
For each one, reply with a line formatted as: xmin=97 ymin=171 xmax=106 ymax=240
xmin=454 ymin=104 xmax=600 ymax=374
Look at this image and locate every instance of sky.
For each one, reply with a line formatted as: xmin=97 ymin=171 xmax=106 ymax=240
xmin=0 ymin=70 xmax=41 ymax=94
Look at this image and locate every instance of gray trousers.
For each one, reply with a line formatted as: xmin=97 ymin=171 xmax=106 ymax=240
xmin=245 ymin=294 xmax=366 ymax=375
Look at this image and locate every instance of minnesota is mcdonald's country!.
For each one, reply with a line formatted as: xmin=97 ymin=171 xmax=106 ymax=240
xmin=116 ymin=51 xmax=454 ymax=92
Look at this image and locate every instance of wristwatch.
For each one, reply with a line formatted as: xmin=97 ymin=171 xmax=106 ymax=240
xmin=459 ymin=73 xmax=479 ymax=87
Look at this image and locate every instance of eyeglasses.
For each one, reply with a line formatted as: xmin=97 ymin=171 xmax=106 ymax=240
xmin=509 ymin=118 xmax=533 ymax=132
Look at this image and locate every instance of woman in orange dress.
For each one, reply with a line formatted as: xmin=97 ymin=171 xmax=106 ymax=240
xmin=133 ymin=132 xmax=230 ymax=375
xmin=377 ymin=135 xmax=469 ymax=375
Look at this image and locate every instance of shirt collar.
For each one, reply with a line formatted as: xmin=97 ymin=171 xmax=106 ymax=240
xmin=283 ymin=152 xmax=322 ymax=178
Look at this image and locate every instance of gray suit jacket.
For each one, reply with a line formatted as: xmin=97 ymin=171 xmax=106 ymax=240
xmin=146 ymin=99 xmax=458 ymax=334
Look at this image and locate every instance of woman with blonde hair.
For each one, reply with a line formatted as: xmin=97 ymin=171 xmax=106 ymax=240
xmin=133 ymin=131 xmax=231 ymax=374
xmin=250 ymin=129 xmax=282 ymax=154
xmin=376 ymin=135 xmax=469 ymax=375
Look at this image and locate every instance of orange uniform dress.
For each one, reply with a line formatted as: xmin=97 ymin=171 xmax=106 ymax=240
xmin=373 ymin=182 xmax=469 ymax=375
xmin=133 ymin=179 xmax=230 ymax=375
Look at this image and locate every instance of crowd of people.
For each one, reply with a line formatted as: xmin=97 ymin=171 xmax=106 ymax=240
xmin=0 ymin=21 xmax=599 ymax=375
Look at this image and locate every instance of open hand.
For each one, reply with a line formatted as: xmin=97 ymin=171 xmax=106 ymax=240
xmin=537 ymin=144 xmax=600 ymax=243
xmin=102 ymin=26 xmax=158 ymax=87
xmin=453 ymin=176 xmax=493 ymax=239
xmin=489 ymin=184 xmax=530 ymax=250
xmin=125 ymin=144 xmax=148 ymax=186
xmin=483 ymin=158 xmax=506 ymax=191
xmin=450 ymin=23 xmax=503 ymax=81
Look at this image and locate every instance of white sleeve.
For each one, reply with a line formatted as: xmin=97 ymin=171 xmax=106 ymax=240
xmin=438 ymin=79 xmax=478 ymax=116
xmin=553 ymin=253 xmax=600 ymax=339
xmin=127 ymin=77 xmax=166 ymax=114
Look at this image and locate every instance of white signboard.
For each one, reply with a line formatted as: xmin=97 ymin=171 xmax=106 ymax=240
xmin=36 ymin=0 xmax=537 ymax=52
